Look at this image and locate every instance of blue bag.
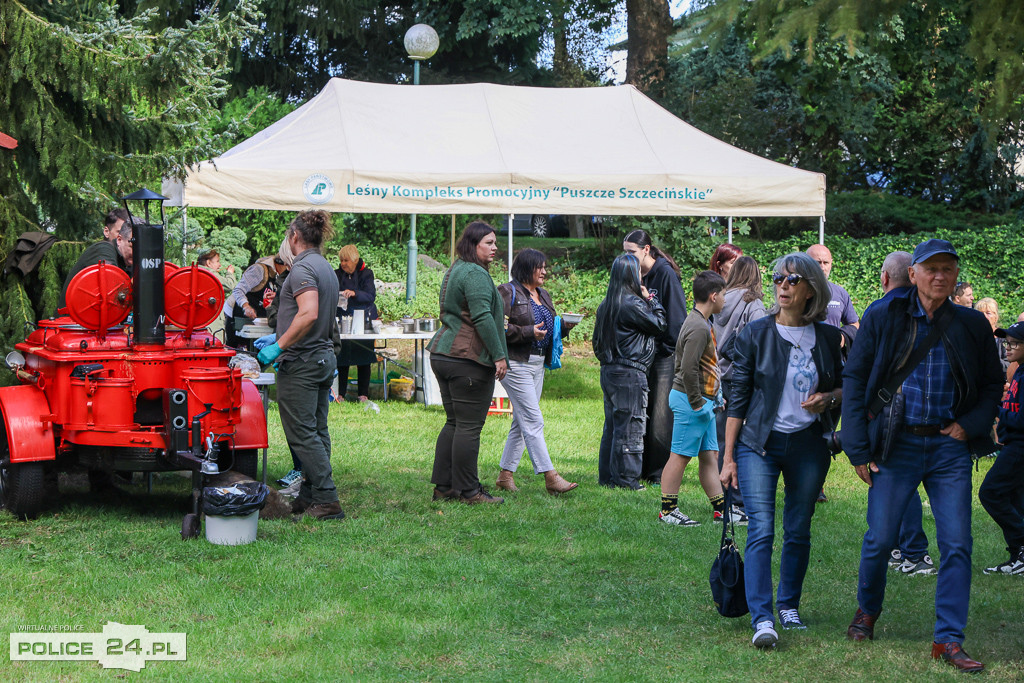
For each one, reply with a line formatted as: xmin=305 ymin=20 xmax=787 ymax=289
xmin=545 ymin=315 xmax=563 ymax=370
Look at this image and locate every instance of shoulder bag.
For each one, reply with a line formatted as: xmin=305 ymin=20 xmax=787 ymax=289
xmin=709 ymin=490 xmax=748 ymax=618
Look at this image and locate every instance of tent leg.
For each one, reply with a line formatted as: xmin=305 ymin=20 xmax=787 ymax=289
xmin=182 ymin=208 xmax=188 ymax=263
xmin=406 ymin=214 xmax=417 ymax=301
xmin=450 ymin=215 xmax=456 ymax=262
xmin=819 ymin=216 xmax=825 ymax=245
xmin=508 ymin=214 xmax=514 ymax=282
xmin=727 ymin=216 xmax=733 ymax=245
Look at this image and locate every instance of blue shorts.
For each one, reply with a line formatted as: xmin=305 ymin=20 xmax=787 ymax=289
xmin=669 ymin=388 xmax=718 ymax=456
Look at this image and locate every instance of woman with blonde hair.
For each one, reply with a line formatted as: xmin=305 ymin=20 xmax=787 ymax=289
xmin=335 ymin=244 xmax=378 ymax=402
xmin=976 ymin=298 xmax=1008 ymax=371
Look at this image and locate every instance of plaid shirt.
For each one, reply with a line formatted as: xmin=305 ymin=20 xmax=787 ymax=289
xmin=902 ymin=296 xmax=956 ymax=426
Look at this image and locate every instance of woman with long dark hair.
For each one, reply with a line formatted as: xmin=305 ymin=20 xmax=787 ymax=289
xmin=593 ymin=254 xmax=667 ymax=490
xmin=720 ymin=252 xmax=843 ymax=648
xmin=494 ymin=248 xmax=578 ymax=494
xmin=427 ymin=221 xmax=509 ymax=505
xmin=622 ymin=229 xmax=687 ymax=484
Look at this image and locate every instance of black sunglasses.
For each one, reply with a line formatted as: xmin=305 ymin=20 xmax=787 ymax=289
xmin=772 ymin=272 xmax=804 ymax=286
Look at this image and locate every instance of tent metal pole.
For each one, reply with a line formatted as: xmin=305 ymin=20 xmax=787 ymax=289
xmin=182 ymin=208 xmax=187 ymax=263
xmin=450 ymin=215 xmax=455 ymax=262
xmin=819 ymin=216 xmax=825 ymax=244
xmin=727 ymin=216 xmax=733 ymax=244
xmin=508 ymin=214 xmax=514 ymax=282
xmin=406 ymin=214 xmax=418 ymax=301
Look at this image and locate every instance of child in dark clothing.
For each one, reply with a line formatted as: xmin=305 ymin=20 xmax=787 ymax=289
xmin=980 ymin=321 xmax=1024 ymax=575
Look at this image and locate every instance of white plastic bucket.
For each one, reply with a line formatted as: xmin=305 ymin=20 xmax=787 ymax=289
xmin=205 ymin=511 xmax=258 ymax=546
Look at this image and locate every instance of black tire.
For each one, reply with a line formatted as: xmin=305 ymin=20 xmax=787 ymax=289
xmin=1 ymin=461 xmax=45 ymax=520
xmin=181 ymin=513 xmax=201 ymax=540
xmin=531 ymin=214 xmax=550 ymax=238
xmin=230 ymin=449 xmax=259 ymax=480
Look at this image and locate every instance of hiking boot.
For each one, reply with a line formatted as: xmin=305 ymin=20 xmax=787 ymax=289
xmin=778 ymin=608 xmax=806 ymax=630
xmin=983 ymin=546 xmax=1024 ymax=575
xmin=897 ymin=554 xmax=936 ymax=576
xmin=303 ymin=501 xmax=346 ymax=520
xmin=752 ymin=621 xmax=778 ymax=649
xmin=461 ymin=488 xmax=504 ymax=505
xmin=888 ymin=548 xmax=903 ymax=570
xmin=276 ymin=468 xmax=302 ymax=487
xmin=432 ymin=487 xmax=457 ymax=502
xmin=714 ymin=505 xmax=749 ymax=526
xmin=659 ymin=509 xmax=700 ymax=526
xmin=847 ymin=608 xmax=879 ymax=641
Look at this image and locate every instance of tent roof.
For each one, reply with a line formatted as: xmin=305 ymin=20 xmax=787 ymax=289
xmin=165 ymin=78 xmax=825 ymax=217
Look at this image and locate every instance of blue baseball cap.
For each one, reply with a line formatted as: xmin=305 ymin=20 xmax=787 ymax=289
xmin=995 ymin=322 xmax=1024 ymax=341
xmin=911 ymin=239 xmax=959 ymax=265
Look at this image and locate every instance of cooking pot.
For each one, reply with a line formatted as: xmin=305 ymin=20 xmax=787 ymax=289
xmin=416 ymin=318 xmax=437 ymax=333
xmin=400 ymin=318 xmax=417 ymax=334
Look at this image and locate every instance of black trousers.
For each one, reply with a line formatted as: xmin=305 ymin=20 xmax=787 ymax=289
xmin=338 ymin=363 xmax=371 ymax=398
xmin=979 ymin=443 xmax=1024 ymax=551
xmin=641 ymin=354 xmax=673 ymax=482
xmin=430 ymin=355 xmax=495 ymax=496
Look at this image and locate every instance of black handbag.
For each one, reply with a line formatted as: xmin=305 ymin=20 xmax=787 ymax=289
xmin=709 ymin=490 xmax=749 ymax=618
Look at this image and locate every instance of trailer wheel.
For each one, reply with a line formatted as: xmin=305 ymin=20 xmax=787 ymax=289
xmin=231 ymin=449 xmax=259 ymax=480
xmin=1 ymin=461 xmax=45 ymax=520
xmin=181 ymin=513 xmax=201 ymax=540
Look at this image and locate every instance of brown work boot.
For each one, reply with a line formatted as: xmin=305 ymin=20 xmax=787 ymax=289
xmin=495 ymin=469 xmax=518 ymax=492
xmin=303 ymin=501 xmax=346 ymax=520
xmin=846 ymin=608 xmax=879 ymax=641
xmin=291 ymin=497 xmax=311 ymax=515
xmin=544 ymin=470 xmax=578 ymax=495
xmin=931 ymin=642 xmax=985 ymax=673
xmin=461 ymin=487 xmax=504 ymax=505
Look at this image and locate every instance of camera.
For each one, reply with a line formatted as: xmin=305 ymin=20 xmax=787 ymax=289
xmin=823 ymin=430 xmax=843 ymax=456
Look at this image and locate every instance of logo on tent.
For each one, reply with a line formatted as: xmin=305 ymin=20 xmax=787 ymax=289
xmin=303 ymin=174 xmax=335 ymax=205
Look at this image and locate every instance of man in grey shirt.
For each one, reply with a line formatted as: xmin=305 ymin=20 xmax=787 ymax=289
xmin=258 ymin=210 xmax=344 ymax=520
xmin=807 ymin=243 xmax=859 ymax=346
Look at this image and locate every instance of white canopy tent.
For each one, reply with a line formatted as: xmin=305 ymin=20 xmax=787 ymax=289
xmin=164 ymin=78 xmax=827 ymax=273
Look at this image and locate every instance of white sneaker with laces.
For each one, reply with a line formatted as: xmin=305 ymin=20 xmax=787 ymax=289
xmin=983 ymin=548 xmax=1024 ymax=575
xmin=659 ymin=508 xmax=700 ymax=526
xmin=897 ymin=554 xmax=936 ymax=576
xmin=752 ymin=621 xmax=778 ymax=649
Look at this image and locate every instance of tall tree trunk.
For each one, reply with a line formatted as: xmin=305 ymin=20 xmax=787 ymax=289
xmin=625 ymin=0 xmax=671 ymax=94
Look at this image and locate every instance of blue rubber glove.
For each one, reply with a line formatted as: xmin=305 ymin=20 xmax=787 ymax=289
xmin=257 ymin=342 xmax=282 ymax=366
xmin=253 ymin=333 xmax=277 ymax=350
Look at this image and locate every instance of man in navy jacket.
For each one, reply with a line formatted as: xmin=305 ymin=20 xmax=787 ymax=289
xmin=841 ymin=239 xmax=1003 ymax=673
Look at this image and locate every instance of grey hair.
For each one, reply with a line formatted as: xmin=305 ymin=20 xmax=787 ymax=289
xmin=118 ymin=215 xmax=145 ymax=239
xmin=767 ymin=252 xmax=830 ymax=324
xmin=882 ymin=251 xmax=912 ymax=288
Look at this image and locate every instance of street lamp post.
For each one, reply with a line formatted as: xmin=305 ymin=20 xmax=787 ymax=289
xmin=403 ymin=23 xmax=439 ymax=302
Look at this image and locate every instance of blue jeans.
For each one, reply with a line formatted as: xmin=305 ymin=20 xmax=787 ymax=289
xmin=857 ymin=432 xmax=973 ymax=643
xmin=598 ymin=364 xmax=648 ymax=489
xmin=897 ymin=489 xmax=929 ymax=560
xmin=735 ymin=424 xmax=830 ymax=628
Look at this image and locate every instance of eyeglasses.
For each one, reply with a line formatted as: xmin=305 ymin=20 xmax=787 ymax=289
xmin=772 ymin=273 xmax=804 ymax=287
xmin=1002 ymin=340 xmax=1022 ymax=350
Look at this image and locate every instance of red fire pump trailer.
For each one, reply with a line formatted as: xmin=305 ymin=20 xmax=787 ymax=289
xmin=0 ymin=190 xmax=268 ymax=538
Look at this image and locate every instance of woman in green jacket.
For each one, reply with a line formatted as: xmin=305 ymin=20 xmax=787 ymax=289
xmin=427 ymin=221 xmax=509 ymax=505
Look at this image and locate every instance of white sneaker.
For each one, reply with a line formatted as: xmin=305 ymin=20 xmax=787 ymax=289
xmin=983 ymin=548 xmax=1024 ymax=575
xmin=659 ymin=508 xmax=700 ymax=526
xmin=752 ymin=620 xmax=778 ymax=649
xmin=278 ymin=478 xmax=303 ymax=498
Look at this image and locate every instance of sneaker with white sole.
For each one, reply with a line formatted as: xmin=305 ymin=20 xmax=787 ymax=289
xmin=752 ymin=621 xmax=778 ymax=648
xmin=278 ymin=478 xmax=303 ymax=498
xmin=713 ymin=505 xmax=749 ymax=526
xmin=897 ymin=554 xmax=936 ymax=576
xmin=983 ymin=547 xmax=1024 ymax=575
xmin=276 ymin=468 xmax=302 ymax=487
xmin=887 ymin=548 xmax=903 ymax=570
xmin=778 ymin=608 xmax=806 ymax=630
xmin=659 ymin=508 xmax=700 ymax=526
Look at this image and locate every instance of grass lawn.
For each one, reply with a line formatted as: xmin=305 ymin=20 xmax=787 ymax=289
xmin=1 ymin=353 xmax=1022 ymax=681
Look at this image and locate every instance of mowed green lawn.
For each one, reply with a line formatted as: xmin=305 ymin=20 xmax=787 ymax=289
xmin=1 ymin=353 xmax=1021 ymax=681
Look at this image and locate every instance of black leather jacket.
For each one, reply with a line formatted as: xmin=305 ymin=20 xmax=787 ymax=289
xmin=728 ymin=315 xmax=844 ymax=453
xmin=592 ymin=293 xmax=667 ymax=370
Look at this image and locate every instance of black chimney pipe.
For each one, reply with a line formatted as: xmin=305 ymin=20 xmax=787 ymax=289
xmin=122 ymin=189 xmax=168 ymax=346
